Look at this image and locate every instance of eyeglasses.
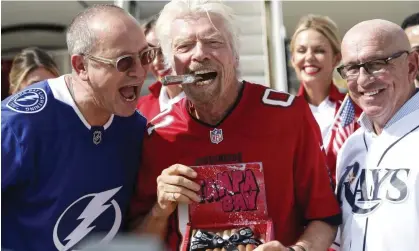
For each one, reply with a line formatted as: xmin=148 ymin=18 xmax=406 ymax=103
xmin=82 ymin=47 xmax=159 ymax=72
xmin=337 ymin=50 xmax=409 ymax=80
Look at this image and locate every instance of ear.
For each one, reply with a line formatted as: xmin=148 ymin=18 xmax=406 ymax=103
xmin=71 ymin=54 xmax=89 ymax=81
xmin=407 ymin=51 xmax=419 ymax=84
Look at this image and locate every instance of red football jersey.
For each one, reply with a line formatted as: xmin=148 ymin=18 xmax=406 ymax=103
xmin=130 ymin=82 xmax=341 ymax=250
xmin=137 ymin=81 xmax=162 ymax=121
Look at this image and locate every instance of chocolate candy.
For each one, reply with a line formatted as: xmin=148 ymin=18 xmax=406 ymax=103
xmin=189 ymin=227 xmax=262 ymax=251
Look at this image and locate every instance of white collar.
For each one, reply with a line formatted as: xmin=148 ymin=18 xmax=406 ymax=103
xmin=308 ymin=96 xmax=335 ymax=112
xmin=48 ymin=75 xmax=114 ymax=130
xmin=358 ymin=89 xmax=419 ymax=134
xmin=158 ymin=85 xmax=185 ymax=112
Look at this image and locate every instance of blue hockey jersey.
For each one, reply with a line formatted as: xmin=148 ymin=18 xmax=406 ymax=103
xmin=1 ymin=76 xmax=146 ymax=251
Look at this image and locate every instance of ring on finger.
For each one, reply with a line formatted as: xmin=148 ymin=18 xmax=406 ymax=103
xmin=172 ymin=192 xmax=176 ymax=201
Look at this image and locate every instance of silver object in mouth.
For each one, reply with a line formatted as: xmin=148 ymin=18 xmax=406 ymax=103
xmin=161 ymin=74 xmax=202 ymax=86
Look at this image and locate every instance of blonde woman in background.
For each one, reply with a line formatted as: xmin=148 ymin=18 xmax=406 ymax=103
xmin=290 ymin=14 xmax=362 ymax=182
xmin=9 ymin=47 xmax=60 ymax=95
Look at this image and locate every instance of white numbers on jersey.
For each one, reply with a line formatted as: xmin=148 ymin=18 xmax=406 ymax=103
xmin=261 ymin=89 xmax=295 ymax=107
xmin=147 ymin=105 xmax=175 ymax=135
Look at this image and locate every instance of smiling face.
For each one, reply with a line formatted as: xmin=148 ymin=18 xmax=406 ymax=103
xmin=292 ymin=29 xmax=340 ymax=88
xmin=169 ymin=13 xmax=238 ymax=105
xmin=341 ymin=20 xmax=417 ymax=127
xmin=84 ymin=13 xmax=149 ymax=117
xmin=146 ymin=29 xmax=172 ymax=79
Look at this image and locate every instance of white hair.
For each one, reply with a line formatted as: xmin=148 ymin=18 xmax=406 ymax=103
xmin=155 ymin=0 xmax=240 ymax=69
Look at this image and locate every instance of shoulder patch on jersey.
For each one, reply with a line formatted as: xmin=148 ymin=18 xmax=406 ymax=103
xmin=6 ymin=88 xmax=48 ymax=114
xmin=261 ymin=89 xmax=295 ymax=107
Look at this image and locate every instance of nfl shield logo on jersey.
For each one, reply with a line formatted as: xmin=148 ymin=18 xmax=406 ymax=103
xmin=210 ymin=128 xmax=223 ymax=144
xmin=93 ymin=130 xmax=102 ymax=145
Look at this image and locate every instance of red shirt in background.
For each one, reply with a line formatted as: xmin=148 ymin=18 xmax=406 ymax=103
xmin=137 ymin=81 xmax=163 ymax=121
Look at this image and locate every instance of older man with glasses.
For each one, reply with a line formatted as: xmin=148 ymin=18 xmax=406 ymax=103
xmin=332 ymin=19 xmax=419 ymax=251
xmin=1 ymin=4 xmax=157 ymax=251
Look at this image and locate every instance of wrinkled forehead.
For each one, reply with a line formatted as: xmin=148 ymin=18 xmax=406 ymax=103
xmin=341 ymin=33 xmax=396 ymax=64
xmin=170 ymin=13 xmax=228 ymax=42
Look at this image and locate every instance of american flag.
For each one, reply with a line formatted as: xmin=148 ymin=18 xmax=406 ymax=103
xmin=331 ymin=95 xmax=356 ymax=154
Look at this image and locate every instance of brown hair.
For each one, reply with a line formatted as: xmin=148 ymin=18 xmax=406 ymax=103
xmin=143 ymin=14 xmax=159 ymax=36
xmin=9 ymin=47 xmax=60 ymax=94
xmin=290 ymin=14 xmax=341 ymax=55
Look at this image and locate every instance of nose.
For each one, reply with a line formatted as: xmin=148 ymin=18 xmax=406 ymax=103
xmin=191 ymin=42 xmax=209 ymax=62
xmin=305 ymin=49 xmax=316 ymax=62
xmin=153 ymin=50 xmax=165 ymax=66
xmin=152 ymin=54 xmax=160 ymax=65
xmin=357 ymin=67 xmax=375 ymax=87
xmin=127 ymin=58 xmax=147 ymax=80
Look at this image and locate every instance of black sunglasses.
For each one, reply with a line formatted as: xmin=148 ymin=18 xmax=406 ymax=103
xmin=83 ymin=47 xmax=159 ymax=72
xmin=337 ymin=50 xmax=409 ymax=79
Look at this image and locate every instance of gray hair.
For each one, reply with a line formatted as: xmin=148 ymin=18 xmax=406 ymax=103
xmin=66 ymin=4 xmax=126 ymax=55
xmin=155 ymin=0 xmax=240 ymax=67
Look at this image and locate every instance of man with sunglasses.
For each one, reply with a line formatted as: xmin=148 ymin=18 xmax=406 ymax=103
xmin=1 ymin=4 xmax=157 ymax=251
xmin=401 ymin=12 xmax=419 ymax=87
xmin=332 ymin=19 xmax=419 ymax=251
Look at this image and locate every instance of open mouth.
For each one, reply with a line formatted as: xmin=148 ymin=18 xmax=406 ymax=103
xmin=361 ymin=88 xmax=385 ymax=97
xmin=119 ymin=85 xmax=139 ymax=102
xmin=303 ymin=66 xmax=320 ymax=74
xmin=193 ymin=71 xmax=218 ymax=84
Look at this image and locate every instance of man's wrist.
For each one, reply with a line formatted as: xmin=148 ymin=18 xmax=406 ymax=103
xmin=151 ymin=203 xmax=171 ymax=221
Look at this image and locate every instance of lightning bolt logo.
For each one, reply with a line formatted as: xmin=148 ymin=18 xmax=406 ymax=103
xmin=16 ymin=94 xmax=38 ymax=102
xmin=53 ymin=186 xmax=122 ymax=251
xmin=6 ymin=88 xmax=47 ymax=114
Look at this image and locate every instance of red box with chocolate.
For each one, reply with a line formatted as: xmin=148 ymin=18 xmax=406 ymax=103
xmin=181 ymin=162 xmax=274 ymax=251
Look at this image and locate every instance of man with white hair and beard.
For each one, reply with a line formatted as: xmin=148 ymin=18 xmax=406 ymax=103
xmin=129 ymin=1 xmax=341 ymax=251
xmin=332 ymin=19 xmax=419 ymax=251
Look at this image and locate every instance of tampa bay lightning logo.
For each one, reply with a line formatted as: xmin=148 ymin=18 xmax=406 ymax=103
xmin=6 ymin=88 xmax=47 ymax=114
xmin=53 ymin=187 xmax=122 ymax=251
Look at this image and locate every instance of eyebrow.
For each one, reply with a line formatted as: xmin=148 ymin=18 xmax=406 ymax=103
xmin=296 ymin=44 xmax=327 ymax=49
xmin=346 ymin=54 xmax=390 ymax=65
xmin=172 ymin=32 xmax=225 ymax=45
xmin=172 ymin=37 xmax=192 ymax=46
xmin=112 ymin=44 xmax=150 ymax=57
xmin=201 ymin=33 xmax=224 ymax=40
